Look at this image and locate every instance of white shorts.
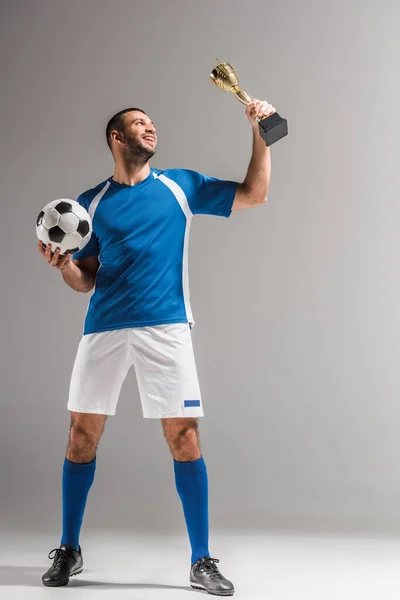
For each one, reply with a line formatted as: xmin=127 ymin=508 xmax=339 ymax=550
xmin=67 ymin=323 xmax=203 ymax=419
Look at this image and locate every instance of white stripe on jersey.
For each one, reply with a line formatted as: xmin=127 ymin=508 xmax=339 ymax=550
xmin=153 ymin=172 xmax=194 ymax=326
xmin=88 ymin=180 xmax=110 ymax=219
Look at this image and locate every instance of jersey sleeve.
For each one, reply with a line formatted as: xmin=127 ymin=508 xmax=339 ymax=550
xmin=72 ymin=192 xmax=99 ymax=260
xmin=171 ymin=169 xmax=239 ymax=218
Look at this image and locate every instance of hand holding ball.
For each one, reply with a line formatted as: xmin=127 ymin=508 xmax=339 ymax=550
xmin=36 ymin=199 xmax=92 ymax=255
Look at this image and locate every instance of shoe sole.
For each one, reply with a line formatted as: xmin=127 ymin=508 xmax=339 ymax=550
xmin=42 ymin=568 xmax=83 ymax=587
xmin=190 ymin=584 xmax=234 ymax=596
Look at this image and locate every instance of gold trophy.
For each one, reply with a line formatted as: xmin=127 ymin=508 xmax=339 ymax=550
xmin=210 ymin=60 xmax=288 ymax=146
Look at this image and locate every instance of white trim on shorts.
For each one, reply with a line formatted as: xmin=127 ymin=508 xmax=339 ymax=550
xmin=67 ymin=323 xmax=203 ymax=419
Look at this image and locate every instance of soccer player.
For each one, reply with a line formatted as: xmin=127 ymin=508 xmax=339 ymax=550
xmin=38 ymin=98 xmax=274 ymax=595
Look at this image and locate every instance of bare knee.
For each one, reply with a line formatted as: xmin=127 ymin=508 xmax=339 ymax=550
xmin=69 ymin=424 xmax=97 ymax=461
xmin=67 ymin=413 xmax=107 ymax=463
xmin=162 ymin=418 xmax=201 ymax=462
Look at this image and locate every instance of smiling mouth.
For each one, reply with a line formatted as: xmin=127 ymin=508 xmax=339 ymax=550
xmin=142 ymin=136 xmax=156 ymax=143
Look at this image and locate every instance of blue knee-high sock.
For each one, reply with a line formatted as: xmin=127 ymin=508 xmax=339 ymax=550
xmin=61 ymin=457 xmax=96 ymax=551
xmin=174 ymin=456 xmax=210 ymax=565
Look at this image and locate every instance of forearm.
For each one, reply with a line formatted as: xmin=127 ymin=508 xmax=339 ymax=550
xmin=242 ymin=126 xmax=271 ymax=202
xmin=61 ymin=261 xmax=96 ymax=293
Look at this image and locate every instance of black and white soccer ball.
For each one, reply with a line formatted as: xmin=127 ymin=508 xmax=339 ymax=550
xmin=36 ymin=199 xmax=92 ymax=255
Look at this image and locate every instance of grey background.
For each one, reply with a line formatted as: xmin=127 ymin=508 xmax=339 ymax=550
xmin=1 ymin=0 xmax=400 ymax=539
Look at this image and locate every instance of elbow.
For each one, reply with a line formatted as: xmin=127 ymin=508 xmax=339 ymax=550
xmin=249 ymin=185 xmax=269 ymax=206
xmin=247 ymin=193 xmax=268 ymax=208
xmin=83 ymin=273 xmax=97 ymax=293
xmin=245 ymin=193 xmax=267 ymax=208
xmin=236 ymin=182 xmax=268 ymax=209
xmin=261 ymin=184 xmax=269 ymax=204
xmin=80 ymin=282 xmax=95 ymax=294
xmin=254 ymin=192 xmax=268 ymax=206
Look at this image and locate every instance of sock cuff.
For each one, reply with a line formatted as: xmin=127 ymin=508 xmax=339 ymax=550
xmin=174 ymin=455 xmax=206 ymax=476
xmin=63 ymin=457 xmax=96 ymax=474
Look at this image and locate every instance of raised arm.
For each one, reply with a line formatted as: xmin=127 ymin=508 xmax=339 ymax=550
xmin=232 ymin=99 xmax=275 ymax=211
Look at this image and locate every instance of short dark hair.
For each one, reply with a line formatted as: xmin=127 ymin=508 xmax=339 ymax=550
xmin=106 ymin=107 xmax=146 ymax=150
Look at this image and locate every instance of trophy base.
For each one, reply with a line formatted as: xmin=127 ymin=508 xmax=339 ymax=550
xmin=258 ymin=111 xmax=288 ymax=146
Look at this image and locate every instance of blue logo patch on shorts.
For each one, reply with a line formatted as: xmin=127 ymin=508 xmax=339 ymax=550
xmin=184 ymin=400 xmax=201 ymax=407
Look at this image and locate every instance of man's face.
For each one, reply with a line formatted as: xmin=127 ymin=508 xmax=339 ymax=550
xmin=117 ymin=111 xmax=157 ymax=163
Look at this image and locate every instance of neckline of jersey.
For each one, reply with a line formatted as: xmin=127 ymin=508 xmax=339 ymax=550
xmin=108 ymin=168 xmax=155 ymax=190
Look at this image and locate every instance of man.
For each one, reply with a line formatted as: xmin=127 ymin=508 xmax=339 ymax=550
xmin=38 ymin=98 xmax=274 ymax=595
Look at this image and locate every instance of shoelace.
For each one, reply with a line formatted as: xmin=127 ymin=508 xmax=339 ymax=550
xmin=197 ymin=557 xmax=222 ymax=579
xmin=48 ymin=548 xmax=69 ymax=568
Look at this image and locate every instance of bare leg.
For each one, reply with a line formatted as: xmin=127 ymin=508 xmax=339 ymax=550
xmin=162 ymin=417 xmax=209 ymax=565
xmin=60 ymin=412 xmax=107 ymax=550
xmin=161 ymin=417 xmax=201 ymax=461
xmin=66 ymin=412 xmax=107 ymax=463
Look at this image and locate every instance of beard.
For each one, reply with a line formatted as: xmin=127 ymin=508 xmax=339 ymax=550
xmin=121 ymin=133 xmax=156 ymax=165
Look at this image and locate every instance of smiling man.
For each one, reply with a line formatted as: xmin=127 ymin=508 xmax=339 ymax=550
xmin=39 ymin=100 xmax=275 ymax=595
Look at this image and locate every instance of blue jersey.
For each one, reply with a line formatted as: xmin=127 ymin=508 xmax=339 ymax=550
xmin=73 ymin=168 xmax=239 ymax=335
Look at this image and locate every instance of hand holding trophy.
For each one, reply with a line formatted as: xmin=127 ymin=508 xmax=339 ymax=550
xmin=210 ymin=61 xmax=288 ymax=146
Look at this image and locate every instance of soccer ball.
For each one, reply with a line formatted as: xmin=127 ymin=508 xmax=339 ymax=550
xmin=36 ymin=199 xmax=92 ymax=255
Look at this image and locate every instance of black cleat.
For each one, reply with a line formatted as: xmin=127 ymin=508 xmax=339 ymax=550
xmin=190 ymin=556 xmax=235 ymax=596
xmin=42 ymin=544 xmax=83 ymax=587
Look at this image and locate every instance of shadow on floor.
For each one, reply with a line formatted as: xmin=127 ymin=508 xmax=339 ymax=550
xmin=0 ymin=565 xmax=194 ymax=591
